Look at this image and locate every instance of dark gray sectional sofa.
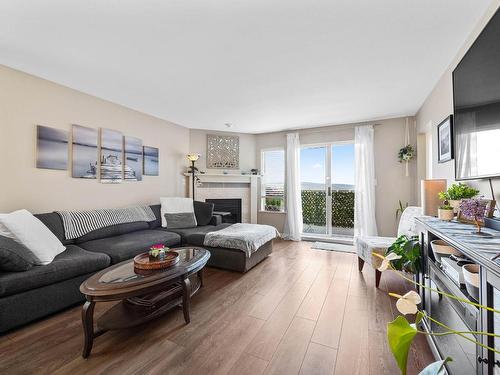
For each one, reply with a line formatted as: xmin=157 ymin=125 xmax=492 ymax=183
xmin=0 ymin=202 xmax=273 ymax=333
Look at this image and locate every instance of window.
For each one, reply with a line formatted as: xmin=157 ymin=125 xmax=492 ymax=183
xmin=261 ymin=149 xmax=285 ymax=212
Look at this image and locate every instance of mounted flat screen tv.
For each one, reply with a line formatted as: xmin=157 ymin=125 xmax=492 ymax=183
xmin=453 ymin=8 xmax=500 ymax=181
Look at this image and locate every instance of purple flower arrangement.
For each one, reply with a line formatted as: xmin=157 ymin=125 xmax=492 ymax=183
xmin=459 ymin=198 xmax=488 ymax=234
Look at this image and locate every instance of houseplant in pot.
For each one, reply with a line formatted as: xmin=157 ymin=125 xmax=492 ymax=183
xmin=438 ymin=183 xmax=479 ymax=213
xmin=437 ymin=203 xmax=454 ymax=221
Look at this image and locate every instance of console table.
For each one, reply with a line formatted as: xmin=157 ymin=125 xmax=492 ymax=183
xmin=416 ymin=217 xmax=500 ymax=375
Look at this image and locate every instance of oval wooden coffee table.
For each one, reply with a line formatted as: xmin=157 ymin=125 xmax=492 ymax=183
xmin=79 ymin=247 xmax=210 ymax=358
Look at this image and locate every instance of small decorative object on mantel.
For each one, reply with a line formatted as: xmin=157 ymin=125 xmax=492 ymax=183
xmin=398 ymin=118 xmax=414 ymax=177
xmin=207 ymin=134 xmax=239 ymax=169
xmin=437 ymin=115 xmax=453 ymax=163
xmin=251 ymin=169 xmax=259 ymax=175
xmin=459 ymin=198 xmax=492 ymax=236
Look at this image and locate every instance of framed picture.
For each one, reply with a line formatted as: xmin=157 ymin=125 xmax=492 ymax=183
xmin=36 ymin=125 xmax=68 ymax=170
xmin=124 ymin=136 xmax=143 ymax=181
xmin=143 ymin=146 xmax=159 ymax=176
xmin=206 ymin=134 xmax=239 ymax=169
xmin=72 ymin=124 xmax=98 ymax=179
xmin=100 ymin=128 xmax=123 ymax=184
xmin=437 ymin=115 xmax=453 ymax=163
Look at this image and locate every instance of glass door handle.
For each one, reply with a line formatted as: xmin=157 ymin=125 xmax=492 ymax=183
xmin=327 ymin=187 xmax=331 ymax=196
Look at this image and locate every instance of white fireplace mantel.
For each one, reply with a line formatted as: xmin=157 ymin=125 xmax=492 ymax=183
xmin=184 ymin=173 xmax=261 ymax=223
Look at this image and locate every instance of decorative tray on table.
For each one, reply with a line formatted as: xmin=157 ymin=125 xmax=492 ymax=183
xmin=133 ymin=251 xmax=179 ymax=270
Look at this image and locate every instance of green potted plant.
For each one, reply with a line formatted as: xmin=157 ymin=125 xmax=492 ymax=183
xmin=386 ymin=235 xmax=421 ymax=274
xmin=438 ymin=203 xmax=454 ymax=221
xmin=438 ymin=183 xmax=479 ymax=213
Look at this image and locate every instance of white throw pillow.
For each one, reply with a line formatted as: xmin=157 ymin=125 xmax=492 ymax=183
xmin=0 ymin=209 xmax=65 ymax=265
xmin=0 ymin=222 xmax=14 ymax=238
xmin=160 ymin=197 xmax=196 ymax=228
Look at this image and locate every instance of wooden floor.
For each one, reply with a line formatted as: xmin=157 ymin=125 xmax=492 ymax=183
xmin=0 ymin=240 xmax=434 ymax=375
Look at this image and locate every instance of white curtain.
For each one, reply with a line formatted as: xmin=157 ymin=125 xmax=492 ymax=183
xmin=283 ymin=133 xmax=303 ymax=241
xmin=354 ymin=125 xmax=378 ymax=239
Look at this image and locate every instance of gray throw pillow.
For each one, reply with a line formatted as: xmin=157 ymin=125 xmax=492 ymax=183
xmin=164 ymin=212 xmax=197 ymax=229
xmin=0 ymin=235 xmax=37 ymax=272
xmin=194 ymin=201 xmax=214 ymax=226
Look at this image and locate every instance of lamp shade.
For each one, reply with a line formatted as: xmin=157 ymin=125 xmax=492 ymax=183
xmin=421 ymin=179 xmax=447 ymax=217
xmin=187 ymin=153 xmax=200 ymax=162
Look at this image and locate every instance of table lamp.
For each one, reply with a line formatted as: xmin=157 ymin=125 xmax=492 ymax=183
xmin=421 ymin=179 xmax=447 ymax=216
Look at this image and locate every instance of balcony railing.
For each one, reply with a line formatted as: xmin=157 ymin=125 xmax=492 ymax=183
xmin=302 ymin=189 xmax=354 ymax=229
xmin=263 ymin=188 xmax=355 ymax=229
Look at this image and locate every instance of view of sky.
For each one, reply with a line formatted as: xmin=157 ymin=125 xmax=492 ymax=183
xmin=300 ymin=144 xmax=355 ymax=185
xmin=263 ymin=144 xmax=355 ymax=186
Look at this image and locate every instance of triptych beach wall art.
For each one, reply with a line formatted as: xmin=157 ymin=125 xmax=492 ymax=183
xmin=35 ymin=124 xmax=158 ymax=181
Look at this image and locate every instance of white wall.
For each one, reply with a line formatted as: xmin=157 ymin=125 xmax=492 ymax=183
xmin=188 ymin=129 xmax=258 ymax=173
xmin=415 ymin=1 xmax=500 ymax=205
xmin=0 ymin=65 xmax=190 ymax=213
xmin=255 ymin=117 xmax=417 ymax=236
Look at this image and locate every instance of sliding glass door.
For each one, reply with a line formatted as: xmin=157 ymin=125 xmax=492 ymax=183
xmin=300 ymin=146 xmax=328 ymax=234
xmin=300 ymin=143 xmax=355 ymax=238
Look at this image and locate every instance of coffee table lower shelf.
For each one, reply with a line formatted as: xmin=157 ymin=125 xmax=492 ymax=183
xmin=81 ymin=267 xmax=205 ymax=358
xmin=97 ymin=276 xmax=201 ymax=331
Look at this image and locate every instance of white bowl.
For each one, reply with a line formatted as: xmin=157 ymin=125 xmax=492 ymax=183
xmin=462 ymin=264 xmax=480 ymax=301
xmin=430 ymin=240 xmax=463 ymax=263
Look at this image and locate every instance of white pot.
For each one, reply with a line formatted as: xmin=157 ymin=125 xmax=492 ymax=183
xmin=462 ymin=264 xmax=480 ymax=301
xmin=449 ymin=200 xmax=462 ymax=214
xmin=438 ymin=208 xmax=454 ymax=221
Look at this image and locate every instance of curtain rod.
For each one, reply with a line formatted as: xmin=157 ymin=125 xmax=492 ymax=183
xmin=262 ymin=116 xmax=414 ymax=136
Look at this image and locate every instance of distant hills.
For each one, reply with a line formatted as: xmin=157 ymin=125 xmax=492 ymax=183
xmin=302 ymin=182 xmax=354 ymax=191
xmin=265 ymin=182 xmax=354 ymax=195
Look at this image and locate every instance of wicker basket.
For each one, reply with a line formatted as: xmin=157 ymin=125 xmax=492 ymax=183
xmin=134 ymin=251 xmax=179 ymax=270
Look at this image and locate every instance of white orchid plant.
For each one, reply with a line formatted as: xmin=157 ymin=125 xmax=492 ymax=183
xmin=375 ymin=251 xmax=500 ymax=375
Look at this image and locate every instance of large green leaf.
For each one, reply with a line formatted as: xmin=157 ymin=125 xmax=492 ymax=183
xmin=387 ymin=316 xmax=418 ymax=375
xmin=419 ymin=357 xmax=452 ymax=375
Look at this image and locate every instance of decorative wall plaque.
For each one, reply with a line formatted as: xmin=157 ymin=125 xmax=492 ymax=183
xmin=206 ymin=135 xmax=239 ymax=169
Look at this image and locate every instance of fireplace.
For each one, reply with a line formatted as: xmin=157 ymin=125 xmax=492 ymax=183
xmin=206 ymin=198 xmax=242 ymax=224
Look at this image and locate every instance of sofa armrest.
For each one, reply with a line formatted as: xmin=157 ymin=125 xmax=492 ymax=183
xmin=209 ymin=215 xmax=222 ymax=226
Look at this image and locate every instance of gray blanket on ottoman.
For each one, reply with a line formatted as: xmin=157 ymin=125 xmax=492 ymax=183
xmin=204 ymin=223 xmax=279 ymax=257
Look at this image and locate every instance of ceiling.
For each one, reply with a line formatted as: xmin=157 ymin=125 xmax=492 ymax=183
xmin=0 ymin=0 xmax=492 ymax=133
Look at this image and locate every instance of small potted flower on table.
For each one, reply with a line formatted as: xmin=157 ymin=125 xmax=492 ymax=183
xmin=149 ymin=244 xmax=169 ymax=262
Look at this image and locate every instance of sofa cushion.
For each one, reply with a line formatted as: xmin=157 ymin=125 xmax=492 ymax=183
xmin=194 ymin=201 xmax=215 ymax=226
xmin=164 ymin=213 xmax=197 ymax=229
xmin=0 ymin=210 xmax=66 ymax=265
xmin=149 ymin=204 xmax=162 ymax=229
xmin=79 ymin=230 xmax=181 ymax=264
xmin=167 ymin=224 xmax=232 ymax=246
xmin=34 ymin=212 xmax=74 ymax=245
xmin=0 ymin=235 xmax=38 ymax=271
xmin=0 ymin=245 xmax=110 ymax=297
xmin=75 ymin=221 xmax=150 ymax=244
